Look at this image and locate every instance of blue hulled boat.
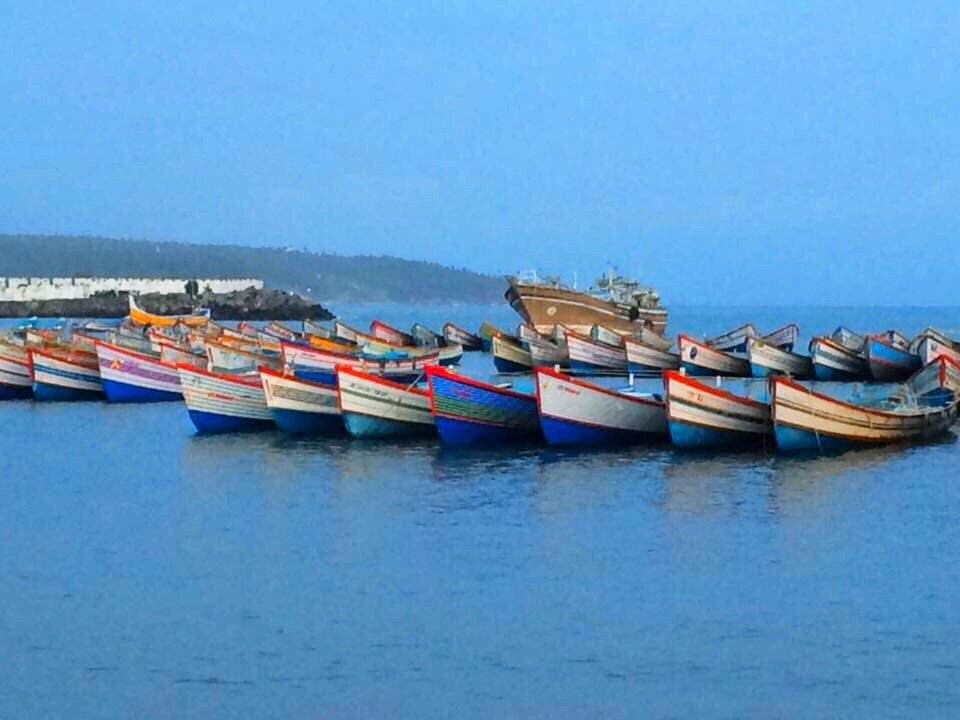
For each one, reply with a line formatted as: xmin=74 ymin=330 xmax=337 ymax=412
xmin=426 ymin=366 xmax=541 ymax=445
xmin=864 ymin=333 xmax=921 ymax=382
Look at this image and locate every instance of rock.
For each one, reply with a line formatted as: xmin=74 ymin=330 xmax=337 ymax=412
xmin=0 ymin=288 xmax=335 ymax=320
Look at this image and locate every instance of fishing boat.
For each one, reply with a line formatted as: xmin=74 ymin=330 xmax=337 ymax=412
xmin=263 ymin=321 xmax=300 ymax=342
xmin=370 ymin=320 xmax=416 ymax=347
xmin=336 ymin=365 xmax=434 ymax=438
xmin=663 ymin=371 xmax=772 ymax=448
xmin=505 ymin=268 xmax=667 ymax=335
xmin=809 ymin=335 xmax=868 ymax=381
xmin=590 ymin=324 xmax=625 ymax=348
xmin=30 ymin=345 xmax=103 ymax=401
xmin=160 ymin=342 xmax=207 ymax=369
xmin=478 ymin=321 xmax=520 ymax=353
xmin=178 ymin=364 xmax=273 ymax=434
xmin=746 ymin=338 xmax=813 ymax=378
xmin=907 ymin=356 xmax=960 ymax=404
xmin=128 ymin=295 xmax=210 ymax=328
xmin=259 ymin=367 xmax=342 ymax=434
xmin=831 ymin=327 xmax=866 ymax=352
xmin=565 ymin=330 xmax=628 ymax=375
xmin=0 ymin=339 xmax=32 ymax=399
xmin=442 ymin=322 xmax=483 ymax=351
xmin=426 ymin=366 xmax=541 ymax=445
xmin=355 ymin=331 xmax=463 ymax=366
xmin=631 ymin=326 xmax=673 ymax=353
xmin=410 ymin=323 xmax=444 ymax=348
xmin=517 ymin=323 xmax=545 ymax=347
xmin=911 ymin=328 xmax=960 ymax=366
xmin=535 ymin=366 xmax=667 ymax=445
xmin=280 ymin=341 xmax=438 ymax=385
xmin=771 ymin=375 xmax=959 ymax=453
xmin=864 ymin=332 xmax=921 ymax=382
xmin=527 ymin=333 xmax=568 ymax=368
xmin=302 ymin=318 xmax=333 ymax=339
xmin=705 ymin=323 xmax=758 ymax=354
xmin=492 ymin=335 xmax=534 ymax=373
xmin=307 ymin=335 xmax=359 ymax=354
xmin=206 ymin=340 xmax=281 ymax=374
xmin=333 ymin=320 xmax=362 ymax=343
xmin=95 ymin=341 xmax=182 ymax=402
xmin=761 ymin=323 xmax=800 ymax=352
xmin=623 ymin=337 xmax=680 ymax=376
xmin=678 ymin=334 xmax=751 ymax=377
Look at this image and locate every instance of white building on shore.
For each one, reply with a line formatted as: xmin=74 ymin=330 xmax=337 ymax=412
xmin=0 ymin=277 xmax=263 ymax=302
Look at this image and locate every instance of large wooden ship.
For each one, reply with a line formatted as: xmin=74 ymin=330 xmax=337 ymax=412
xmin=505 ymin=269 xmax=667 ymax=335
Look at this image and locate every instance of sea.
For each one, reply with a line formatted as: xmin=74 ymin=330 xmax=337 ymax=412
xmin=2 ymin=304 xmax=959 ymax=719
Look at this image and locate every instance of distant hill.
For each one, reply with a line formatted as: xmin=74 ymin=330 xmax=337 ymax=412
xmin=0 ymin=234 xmax=505 ymax=304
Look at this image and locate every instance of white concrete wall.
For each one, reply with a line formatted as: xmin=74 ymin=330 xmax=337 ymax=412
xmin=0 ymin=277 xmax=263 ymax=302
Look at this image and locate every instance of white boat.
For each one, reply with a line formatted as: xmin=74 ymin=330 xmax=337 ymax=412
xmin=336 ymin=365 xmax=434 ymax=438
xmin=623 ymin=337 xmax=680 ymax=375
xmin=911 ymin=328 xmax=960 ymax=366
xmin=664 ymin=371 xmax=772 ymax=448
xmin=333 ymin=320 xmax=361 ymax=343
xmin=179 ymin=365 xmax=273 ymax=433
xmin=0 ymin=339 xmax=32 ymax=397
xmin=206 ymin=340 xmax=280 ymax=374
xmin=746 ymin=338 xmax=812 ymax=378
xmin=442 ymin=322 xmax=483 ymax=351
xmin=590 ymin=324 xmax=625 ymax=348
xmin=906 ymin=356 xmax=960 ymax=403
xmin=260 ymin=367 xmax=342 ymax=434
xmin=96 ymin=341 xmax=182 ymax=402
xmin=565 ymin=330 xmax=628 ymax=375
xmin=772 ymin=375 xmax=959 ymax=452
xmin=678 ymin=334 xmax=751 ymax=377
xmin=809 ymin=336 xmax=868 ymax=381
xmin=527 ymin=333 xmax=568 ymax=368
xmin=536 ymin=366 xmax=667 ymax=445
xmin=492 ymin=335 xmax=534 ymax=373
xmin=705 ymin=323 xmax=758 ymax=353
xmin=831 ymin=327 xmax=866 ymax=352
xmin=631 ymin=325 xmax=672 ymax=353
xmin=761 ymin=323 xmax=800 ymax=352
xmin=280 ymin=341 xmax=437 ymax=385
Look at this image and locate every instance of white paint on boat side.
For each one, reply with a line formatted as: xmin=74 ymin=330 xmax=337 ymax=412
xmin=536 ymin=370 xmax=666 ymax=434
xmin=337 ymin=370 xmax=433 ymax=426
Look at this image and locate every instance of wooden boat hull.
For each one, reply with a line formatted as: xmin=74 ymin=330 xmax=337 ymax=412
xmin=427 ymin=366 xmax=540 ymax=445
xmin=865 ymin=335 xmax=921 ymax=382
xmin=442 ymin=322 xmax=483 ymax=351
xmin=0 ymin=342 xmax=33 ymax=398
xmin=30 ymin=348 xmax=103 ymax=401
xmin=281 ymin=341 xmax=437 ymax=385
xmin=410 ymin=323 xmax=444 ymax=348
xmin=370 ymin=320 xmax=416 ymax=346
xmin=678 ymin=335 xmax=750 ymax=377
xmin=624 ymin=337 xmax=680 ymax=375
xmin=907 ymin=356 xmax=960 ymax=404
xmin=179 ymin=365 xmax=273 ymax=434
xmin=809 ymin=337 xmax=868 ymax=381
xmin=535 ymin=367 xmax=666 ymax=445
xmin=706 ymin=323 xmax=758 ymax=354
xmin=96 ymin=342 xmax=182 ymax=403
xmin=663 ymin=371 xmax=771 ymax=448
xmin=528 ymin=334 xmax=568 ymax=368
xmin=337 ymin=366 xmax=434 ymax=438
xmin=914 ymin=334 xmax=960 ymax=366
xmin=772 ymin=376 xmax=959 ymax=452
xmin=746 ymin=339 xmax=813 ymax=379
xmin=565 ymin=331 xmax=628 ymax=375
xmin=493 ymin=335 xmax=534 ymax=373
xmin=506 ymin=279 xmax=667 ymax=335
xmin=260 ymin=367 xmax=342 ymax=434
xmin=478 ymin=321 xmax=520 ymax=353
xmin=761 ymin=323 xmax=800 ymax=352
xmin=128 ymin=295 xmax=209 ymax=328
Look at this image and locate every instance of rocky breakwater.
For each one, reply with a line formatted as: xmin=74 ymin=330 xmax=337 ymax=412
xmin=0 ymin=286 xmax=335 ymax=320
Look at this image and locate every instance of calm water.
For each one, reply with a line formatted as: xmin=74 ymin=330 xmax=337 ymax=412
xmin=3 ymin=305 xmax=959 ymax=718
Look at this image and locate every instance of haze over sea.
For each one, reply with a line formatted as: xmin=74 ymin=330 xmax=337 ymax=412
xmin=3 ymin=303 xmax=959 ymax=719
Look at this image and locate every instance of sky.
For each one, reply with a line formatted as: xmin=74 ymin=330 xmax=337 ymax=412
xmin=0 ymin=1 xmax=957 ymax=305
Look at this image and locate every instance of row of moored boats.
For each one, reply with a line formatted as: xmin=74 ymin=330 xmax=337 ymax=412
xmin=1 ymin=303 xmax=959 ymax=453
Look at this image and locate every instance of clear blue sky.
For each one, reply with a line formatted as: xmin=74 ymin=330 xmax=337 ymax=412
xmin=0 ymin=1 xmax=956 ymax=304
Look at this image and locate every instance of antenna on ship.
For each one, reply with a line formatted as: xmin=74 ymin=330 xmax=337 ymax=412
xmin=573 ymin=271 xmax=578 ymax=290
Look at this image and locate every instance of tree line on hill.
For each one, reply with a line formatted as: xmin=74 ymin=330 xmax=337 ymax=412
xmin=0 ymin=235 xmax=505 ymax=304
